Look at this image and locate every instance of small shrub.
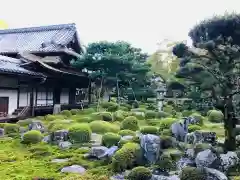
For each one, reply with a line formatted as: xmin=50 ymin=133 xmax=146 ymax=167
xmin=101 ymin=102 xmax=119 ymax=112
xmin=119 ymin=103 xmax=132 ymax=111
xmin=17 ymin=119 xmax=33 ymax=127
xmin=78 ymin=108 xmax=95 ymax=115
xmin=102 ymin=132 xmax=121 ymax=147
xmin=22 ymin=130 xmax=43 ymax=144
xmin=208 ymin=110 xmax=224 ymax=123
xmin=0 ymin=123 xmax=7 ymax=128
xmin=70 ymin=109 xmax=79 ymax=115
xmin=160 ymin=129 xmax=172 ymax=136
xmin=113 ymin=110 xmax=128 ymax=121
xmin=188 ymin=125 xmax=202 ymax=133
xmin=145 ymin=110 xmax=157 ymax=119
xmin=163 ymin=105 xmax=174 ymax=115
xmin=90 ymin=120 xmax=120 ymax=134
xmin=157 ymin=111 xmax=169 ymax=118
xmin=179 ymin=167 xmax=207 ymax=180
xmin=140 ymin=126 xmax=158 ymax=135
xmin=127 ymin=166 xmax=152 ymax=180
xmin=182 ymin=110 xmax=193 ymax=117
xmin=45 ymin=114 xmax=64 ymax=121
xmin=60 ymin=110 xmax=72 ymax=117
xmin=68 ymin=124 xmax=92 ymax=143
xmin=191 ymin=113 xmax=204 ymax=125
xmin=75 ymin=116 xmax=93 ymax=123
xmin=112 ymin=142 xmax=142 ymax=172
xmin=120 ymin=116 xmax=139 ymax=131
xmin=28 ymin=143 xmax=51 ymax=157
xmin=118 ymin=130 xmax=136 ymax=136
xmin=156 ymin=154 xmax=174 ymax=171
xmin=4 ymin=124 xmax=19 ymax=136
xmin=91 ymin=112 xmax=112 ymax=121
xmin=159 ymin=118 xmax=177 ymax=131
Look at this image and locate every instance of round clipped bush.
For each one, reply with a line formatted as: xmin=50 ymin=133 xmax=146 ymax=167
xmin=160 ymin=129 xmax=172 ymax=136
xmin=191 ymin=113 xmax=204 ymax=125
xmin=159 ymin=118 xmax=177 ymax=131
xmin=157 ymin=111 xmax=169 ymax=118
xmin=102 ymin=132 xmax=121 ymax=147
xmin=112 ymin=142 xmax=142 ymax=172
xmin=22 ymin=130 xmax=43 ymax=144
xmin=127 ymin=166 xmax=152 ymax=180
xmin=113 ymin=110 xmax=128 ymax=121
xmin=145 ymin=110 xmax=157 ymax=119
xmin=120 ymin=116 xmax=139 ymax=131
xmin=140 ymin=126 xmax=158 ymax=135
xmin=163 ymin=105 xmax=174 ymax=114
xmin=208 ymin=110 xmax=224 ymax=123
xmin=4 ymin=124 xmax=19 ymax=136
xmin=91 ymin=112 xmax=112 ymax=121
xmin=17 ymin=119 xmax=33 ymax=127
xmin=70 ymin=109 xmax=79 ymax=115
xmin=182 ymin=110 xmax=193 ymax=117
xmin=179 ymin=167 xmax=207 ymax=180
xmin=75 ymin=116 xmax=93 ymax=123
xmin=118 ymin=129 xmax=136 ymax=136
xmin=156 ymin=154 xmax=174 ymax=171
xmin=90 ymin=120 xmax=120 ymax=134
xmin=60 ymin=110 xmax=72 ymax=117
xmin=68 ymin=124 xmax=92 ymax=143
xmin=101 ymin=102 xmax=119 ymax=112
xmin=188 ymin=125 xmax=202 ymax=133
xmin=119 ymin=103 xmax=132 ymax=111
xmin=78 ymin=108 xmax=95 ymax=115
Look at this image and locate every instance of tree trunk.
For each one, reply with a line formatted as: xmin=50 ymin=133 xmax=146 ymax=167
xmin=222 ymin=97 xmax=236 ymax=151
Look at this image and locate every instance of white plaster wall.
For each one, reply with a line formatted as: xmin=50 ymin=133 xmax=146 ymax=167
xmin=19 ymin=88 xmax=29 ymax=107
xmin=0 ymin=89 xmax=18 ymax=114
xmin=60 ymin=88 xmax=69 ymax=104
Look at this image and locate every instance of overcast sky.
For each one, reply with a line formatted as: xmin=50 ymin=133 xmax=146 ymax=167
xmin=0 ymin=0 xmax=240 ymax=53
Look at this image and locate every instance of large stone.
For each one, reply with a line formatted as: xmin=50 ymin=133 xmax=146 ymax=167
xmin=42 ymin=135 xmax=51 ymax=143
xmin=219 ymin=151 xmax=239 ymax=172
xmin=205 ymin=167 xmax=228 ymax=180
xmin=19 ymin=127 xmax=27 ymax=134
xmin=89 ymin=146 xmax=109 ymax=159
xmin=151 ymin=175 xmax=180 ymax=180
xmin=0 ymin=128 xmax=4 ymax=137
xmin=61 ymin=165 xmax=86 ymax=174
xmin=28 ymin=120 xmax=45 ymax=133
xmin=140 ymin=134 xmax=161 ymax=164
xmin=91 ymin=133 xmax=102 ymax=146
xmin=185 ymin=131 xmax=217 ymax=145
xmin=171 ymin=122 xmax=187 ymax=142
xmin=176 ymin=157 xmax=196 ymax=170
xmin=195 ymin=149 xmax=221 ymax=169
xmin=121 ymin=135 xmax=134 ymax=141
xmin=51 ymin=158 xmax=69 ymax=163
xmin=58 ymin=141 xmax=72 ymax=149
xmin=51 ymin=130 xmax=69 ymax=142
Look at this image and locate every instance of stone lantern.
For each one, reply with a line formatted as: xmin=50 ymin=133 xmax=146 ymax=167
xmin=156 ymin=86 xmax=166 ymax=112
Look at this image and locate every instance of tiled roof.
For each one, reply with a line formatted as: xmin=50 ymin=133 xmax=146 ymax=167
xmin=0 ymin=23 xmax=78 ymax=53
xmin=0 ymin=55 xmax=45 ymax=76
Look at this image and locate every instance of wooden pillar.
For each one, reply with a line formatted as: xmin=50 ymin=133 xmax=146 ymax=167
xmin=29 ymin=87 xmax=34 ymax=116
xmin=17 ymin=88 xmax=20 ymax=108
xmin=69 ymin=87 xmax=76 ymax=104
xmin=88 ymin=82 xmax=92 ymax=104
xmin=53 ymin=87 xmax=61 ymax=104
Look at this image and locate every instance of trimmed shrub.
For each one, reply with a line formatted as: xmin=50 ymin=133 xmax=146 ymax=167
xmin=193 ymin=143 xmax=212 ymax=156
xmin=179 ymin=167 xmax=207 ymax=180
xmin=182 ymin=110 xmax=193 ymax=117
xmin=0 ymin=123 xmax=6 ymax=128
xmin=140 ymin=126 xmax=158 ymax=135
xmin=112 ymin=142 xmax=142 ymax=172
xmin=156 ymin=153 xmax=174 ymax=171
xmin=91 ymin=112 xmax=112 ymax=121
xmin=45 ymin=114 xmax=56 ymax=121
xmin=127 ymin=166 xmax=152 ymax=180
xmin=159 ymin=118 xmax=177 ymax=131
xmin=120 ymin=116 xmax=139 ymax=131
xmin=74 ymin=116 xmax=93 ymax=123
xmin=119 ymin=103 xmax=132 ymax=111
xmin=17 ymin=119 xmax=33 ymax=127
xmin=68 ymin=124 xmax=92 ymax=143
xmin=208 ymin=110 xmax=224 ymax=123
xmin=4 ymin=124 xmax=19 ymax=136
xmin=188 ymin=125 xmax=202 ymax=133
xmin=70 ymin=109 xmax=79 ymax=115
xmin=78 ymin=108 xmax=95 ymax=115
xmin=22 ymin=130 xmax=43 ymax=144
xmin=118 ymin=130 xmax=136 ymax=136
xmin=163 ymin=105 xmax=174 ymax=115
xmin=160 ymin=129 xmax=172 ymax=136
xmin=102 ymin=132 xmax=121 ymax=147
xmin=191 ymin=113 xmax=204 ymax=125
xmin=113 ymin=110 xmax=128 ymax=121
xmin=101 ymin=102 xmax=119 ymax=112
xmin=157 ymin=111 xmax=169 ymax=118
xmin=90 ymin=120 xmax=120 ymax=134
xmin=60 ymin=110 xmax=72 ymax=117
xmin=145 ymin=110 xmax=157 ymax=119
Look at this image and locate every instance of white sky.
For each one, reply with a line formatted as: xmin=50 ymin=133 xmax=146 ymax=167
xmin=0 ymin=0 xmax=240 ymax=53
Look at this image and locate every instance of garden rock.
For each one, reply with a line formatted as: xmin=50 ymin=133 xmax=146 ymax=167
xmin=42 ymin=135 xmax=51 ymax=143
xmin=110 ymin=170 xmax=130 ymax=180
xmin=185 ymin=131 xmax=217 ymax=145
xmin=51 ymin=130 xmax=69 ymax=142
xmin=140 ymin=134 xmax=161 ymax=164
xmin=51 ymin=158 xmax=69 ymax=163
xmin=195 ymin=149 xmax=221 ymax=169
xmin=58 ymin=141 xmax=72 ymax=149
xmin=89 ymin=146 xmax=109 ymax=159
xmin=19 ymin=127 xmax=27 ymax=134
xmin=151 ymin=175 xmax=180 ymax=180
xmin=183 ymin=117 xmax=199 ymax=125
xmin=219 ymin=151 xmax=239 ymax=172
xmin=171 ymin=122 xmax=188 ymax=142
xmin=0 ymin=128 xmax=4 ymax=137
xmin=28 ymin=120 xmax=45 ymax=133
xmin=61 ymin=165 xmax=86 ymax=174
xmin=205 ymin=167 xmax=228 ymax=180
xmin=121 ymin=135 xmax=134 ymax=141
xmin=91 ymin=133 xmax=102 ymax=146
xmin=184 ymin=148 xmax=195 ymax=159
xmin=176 ymin=157 xmax=196 ymax=170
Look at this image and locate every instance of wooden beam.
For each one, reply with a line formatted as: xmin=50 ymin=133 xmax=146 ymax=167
xmin=17 ymin=88 xmax=20 ymax=108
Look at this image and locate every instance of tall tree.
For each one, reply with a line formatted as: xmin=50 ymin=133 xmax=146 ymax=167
xmin=173 ymin=13 xmax=240 ymax=151
xmin=72 ymin=41 xmax=153 ymax=102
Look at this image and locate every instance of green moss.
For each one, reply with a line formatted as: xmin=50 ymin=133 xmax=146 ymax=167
xmin=145 ymin=110 xmax=158 ymax=119
xmin=179 ymin=167 xmax=207 ymax=180
xmin=22 ymin=130 xmax=43 ymax=144
xmin=60 ymin=110 xmax=72 ymax=117
xmin=17 ymin=119 xmax=33 ymax=127
xmin=91 ymin=112 xmax=113 ymax=121
xmin=159 ymin=118 xmax=177 ymax=130
xmin=68 ymin=124 xmax=92 ymax=143
xmin=140 ymin=126 xmax=158 ymax=135
xmin=4 ymin=124 xmax=19 ymax=137
xmin=89 ymin=120 xmax=120 ymax=134
xmin=70 ymin=109 xmax=80 ymax=115
xmin=188 ymin=124 xmax=202 ymax=133
xmin=102 ymin=132 xmax=121 ymax=147
xmin=118 ymin=130 xmax=136 ymax=136
xmin=120 ymin=116 xmax=139 ymax=131
xmin=208 ymin=110 xmax=224 ymax=123
xmin=191 ymin=113 xmax=204 ymax=125
xmin=127 ymin=166 xmax=152 ymax=180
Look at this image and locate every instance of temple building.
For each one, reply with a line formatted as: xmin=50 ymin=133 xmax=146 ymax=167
xmin=0 ymin=23 xmax=90 ymax=120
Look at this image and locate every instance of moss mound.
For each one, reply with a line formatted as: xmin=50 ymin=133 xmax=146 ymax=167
xmin=102 ymin=132 xmax=121 ymax=147
xmin=179 ymin=167 xmax=207 ymax=180
xmin=140 ymin=126 xmax=158 ymax=135
xmin=120 ymin=116 xmax=139 ymax=131
xmin=89 ymin=120 xmax=120 ymax=134
xmin=68 ymin=124 xmax=92 ymax=143
xmin=22 ymin=130 xmax=43 ymax=144
xmin=127 ymin=166 xmax=152 ymax=180
xmin=208 ymin=110 xmax=224 ymax=123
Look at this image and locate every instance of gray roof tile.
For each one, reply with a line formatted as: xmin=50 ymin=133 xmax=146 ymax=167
xmin=0 ymin=23 xmax=77 ymax=53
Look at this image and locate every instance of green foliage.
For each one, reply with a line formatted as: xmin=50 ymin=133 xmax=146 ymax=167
xmin=160 ymin=129 xmax=172 ymax=136
xmin=113 ymin=110 xmax=128 ymax=121
xmin=74 ymin=116 xmax=93 ymax=123
xmin=145 ymin=110 xmax=158 ymax=119
xmin=78 ymin=108 xmax=96 ymax=115
xmin=160 ymin=136 xmax=174 ymax=149
xmin=163 ymin=105 xmax=175 ymax=115
xmin=22 ymin=130 xmax=43 ymax=144
xmin=101 ymin=102 xmax=119 ymax=112
xmin=91 ymin=112 xmax=112 ymax=121
xmin=208 ymin=110 xmax=224 ymax=123
xmin=89 ymin=120 xmax=120 ymax=134
xmin=118 ymin=129 xmax=136 ymax=136
xmin=156 ymin=153 xmax=174 ymax=171
xmin=60 ymin=110 xmax=72 ymax=117
xmin=157 ymin=111 xmax=170 ymax=118
xmin=127 ymin=166 xmax=152 ymax=180
xmin=188 ymin=125 xmax=202 ymax=133
xmin=191 ymin=113 xmax=204 ymax=125
xmin=159 ymin=118 xmax=177 ymax=131
xmin=17 ymin=119 xmax=33 ymax=127
xmin=4 ymin=124 xmax=19 ymax=137
xmin=120 ymin=116 xmax=139 ymax=131
xmin=179 ymin=167 xmax=207 ymax=180
xmin=68 ymin=124 xmax=92 ymax=143
xmin=112 ymin=142 xmax=142 ymax=172
xmin=140 ymin=126 xmax=158 ymax=135
xmin=102 ymin=132 xmax=121 ymax=147
xmin=193 ymin=143 xmax=212 ymax=156
xmin=70 ymin=109 xmax=79 ymax=115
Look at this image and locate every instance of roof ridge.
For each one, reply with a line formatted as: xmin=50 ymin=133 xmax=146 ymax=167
xmin=0 ymin=23 xmax=76 ymax=34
